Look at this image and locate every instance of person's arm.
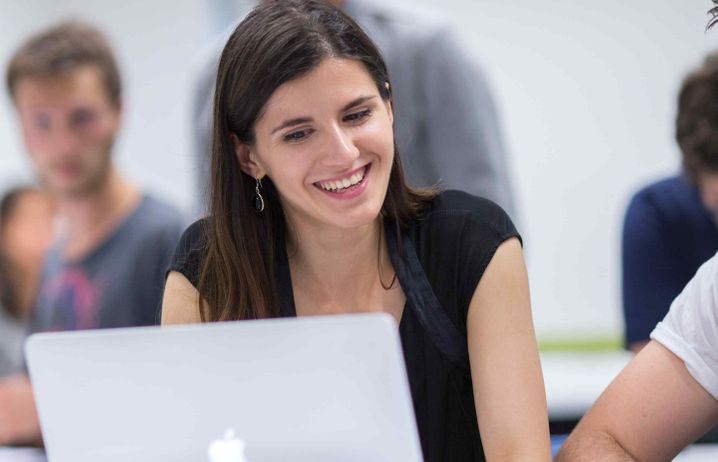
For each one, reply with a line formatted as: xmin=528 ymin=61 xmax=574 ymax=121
xmin=467 ymin=237 xmax=551 ymax=461
xmin=557 ymin=340 xmax=718 ymax=461
xmin=161 ymin=271 xmax=202 ymax=325
xmin=0 ymin=375 xmax=41 ymax=446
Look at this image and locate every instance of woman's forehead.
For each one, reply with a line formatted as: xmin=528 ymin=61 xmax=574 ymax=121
xmin=258 ymin=58 xmax=377 ymax=121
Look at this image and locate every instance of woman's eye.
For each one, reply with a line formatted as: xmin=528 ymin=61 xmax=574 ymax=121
xmin=343 ymin=109 xmax=372 ymax=123
xmin=283 ymin=129 xmax=312 ymax=143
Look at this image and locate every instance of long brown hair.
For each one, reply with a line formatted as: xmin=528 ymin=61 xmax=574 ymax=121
xmin=199 ymin=0 xmax=435 ymax=322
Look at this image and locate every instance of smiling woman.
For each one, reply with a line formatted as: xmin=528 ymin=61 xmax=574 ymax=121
xmin=161 ymin=1 xmax=550 ymax=460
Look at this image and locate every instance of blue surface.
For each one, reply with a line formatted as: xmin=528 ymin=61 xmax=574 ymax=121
xmin=551 ymin=434 xmax=568 ymax=458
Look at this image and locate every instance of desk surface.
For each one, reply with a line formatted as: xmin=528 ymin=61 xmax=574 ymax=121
xmin=541 ymin=350 xmax=633 ymax=421
xmin=3 ymin=445 xmax=718 ymax=461
xmin=0 ymin=448 xmax=45 ymax=462
xmin=676 ymin=444 xmax=718 ymax=461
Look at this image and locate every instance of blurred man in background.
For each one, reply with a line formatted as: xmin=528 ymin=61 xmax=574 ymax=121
xmin=0 ymin=20 xmax=184 ymax=445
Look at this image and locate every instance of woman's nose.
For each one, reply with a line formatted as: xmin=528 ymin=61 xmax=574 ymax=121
xmin=321 ymin=125 xmax=360 ymax=166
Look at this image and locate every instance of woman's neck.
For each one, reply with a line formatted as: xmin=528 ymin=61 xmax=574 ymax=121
xmin=288 ymin=218 xmax=396 ymax=315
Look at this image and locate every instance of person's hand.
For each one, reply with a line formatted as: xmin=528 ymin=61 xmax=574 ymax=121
xmin=0 ymin=375 xmax=42 ymax=446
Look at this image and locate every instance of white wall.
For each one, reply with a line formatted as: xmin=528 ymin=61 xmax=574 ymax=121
xmin=410 ymin=0 xmax=718 ymax=341
xmin=1 ymin=0 xmax=716 ymax=342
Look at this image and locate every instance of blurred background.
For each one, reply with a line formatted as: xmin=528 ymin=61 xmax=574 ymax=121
xmin=1 ymin=0 xmax=715 ymax=347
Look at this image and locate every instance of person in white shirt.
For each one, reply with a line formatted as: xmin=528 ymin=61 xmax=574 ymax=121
xmin=558 ymin=7 xmax=718 ymax=460
xmin=557 ymin=252 xmax=718 ymax=461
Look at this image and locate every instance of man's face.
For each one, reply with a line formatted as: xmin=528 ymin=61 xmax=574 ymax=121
xmin=13 ymin=66 xmax=121 ymax=198
xmin=698 ymin=171 xmax=718 ymax=218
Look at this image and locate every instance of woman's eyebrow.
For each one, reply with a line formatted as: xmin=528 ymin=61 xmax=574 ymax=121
xmin=342 ymin=95 xmax=375 ymax=112
xmin=271 ymin=117 xmax=312 ymax=135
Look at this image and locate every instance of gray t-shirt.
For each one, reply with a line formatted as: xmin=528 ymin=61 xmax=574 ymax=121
xmin=0 ymin=308 xmax=27 ymax=376
xmin=32 ymin=195 xmax=184 ymax=332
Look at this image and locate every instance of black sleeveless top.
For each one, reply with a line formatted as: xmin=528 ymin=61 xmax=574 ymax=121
xmin=167 ymin=190 xmax=520 ymax=462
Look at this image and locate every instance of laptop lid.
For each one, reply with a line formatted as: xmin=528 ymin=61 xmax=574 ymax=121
xmin=25 ymin=313 xmax=423 ymax=462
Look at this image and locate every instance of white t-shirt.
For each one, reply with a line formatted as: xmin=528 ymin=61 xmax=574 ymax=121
xmin=651 ymin=252 xmax=718 ymax=400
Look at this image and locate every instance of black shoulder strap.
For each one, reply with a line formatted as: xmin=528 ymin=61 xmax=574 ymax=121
xmin=386 ymin=222 xmax=470 ymax=374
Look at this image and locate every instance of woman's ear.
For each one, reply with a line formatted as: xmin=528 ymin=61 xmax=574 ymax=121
xmin=384 ymin=82 xmax=394 ymax=125
xmin=231 ymin=133 xmax=265 ymax=178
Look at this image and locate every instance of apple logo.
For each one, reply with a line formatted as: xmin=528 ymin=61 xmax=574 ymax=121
xmin=208 ymin=428 xmax=249 ymax=462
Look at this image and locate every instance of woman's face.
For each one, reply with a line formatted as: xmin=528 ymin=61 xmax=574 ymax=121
xmin=239 ymin=58 xmax=394 ymax=234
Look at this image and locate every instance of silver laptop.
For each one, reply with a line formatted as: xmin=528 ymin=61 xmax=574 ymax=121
xmin=25 ymin=313 xmax=423 ymax=462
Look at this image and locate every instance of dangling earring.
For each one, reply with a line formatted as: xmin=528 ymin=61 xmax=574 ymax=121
xmin=377 ymin=220 xmax=397 ymax=290
xmin=253 ymin=177 xmax=265 ymax=212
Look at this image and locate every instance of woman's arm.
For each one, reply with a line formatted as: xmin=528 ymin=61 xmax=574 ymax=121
xmin=468 ymin=237 xmax=551 ymax=461
xmin=161 ymin=271 xmax=202 ymax=325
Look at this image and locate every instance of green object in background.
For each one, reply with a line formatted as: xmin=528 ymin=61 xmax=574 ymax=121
xmin=539 ymin=336 xmax=623 ymax=352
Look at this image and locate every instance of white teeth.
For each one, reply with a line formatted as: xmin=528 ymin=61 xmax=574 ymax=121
xmin=319 ymin=167 xmax=366 ymax=192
